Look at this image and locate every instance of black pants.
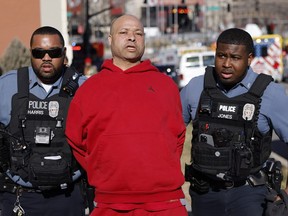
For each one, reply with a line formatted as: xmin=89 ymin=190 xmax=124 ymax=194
xmin=0 ymin=184 xmax=85 ymax=216
xmin=189 ymin=184 xmax=268 ymax=216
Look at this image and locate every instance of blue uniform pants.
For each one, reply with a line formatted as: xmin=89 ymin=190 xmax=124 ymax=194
xmin=1 ymin=184 xmax=85 ymax=216
xmin=190 ymin=184 xmax=268 ymax=216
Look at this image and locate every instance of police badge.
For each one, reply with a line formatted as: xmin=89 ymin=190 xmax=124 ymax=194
xmin=48 ymin=101 xmax=59 ymax=118
xmin=242 ymin=103 xmax=255 ymax=121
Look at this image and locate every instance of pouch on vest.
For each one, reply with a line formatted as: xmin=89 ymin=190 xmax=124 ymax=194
xmin=192 ymin=141 xmax=232 ymax=176
xmin=28 ymin=152 xmax=72 ymax=189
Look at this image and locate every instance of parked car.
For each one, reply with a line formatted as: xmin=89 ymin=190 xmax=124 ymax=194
xmin=178 ymin=51 xmax=215 ymax=88
xmin=154 ymin=64 xmax=180 ymax=87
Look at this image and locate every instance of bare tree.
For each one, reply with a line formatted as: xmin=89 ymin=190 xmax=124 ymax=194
xmin=0 ymin=38 xmax=31 ymax=74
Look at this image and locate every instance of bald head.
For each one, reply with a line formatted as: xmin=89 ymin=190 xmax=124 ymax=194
xmin=108 ymin=14 xmax=145 ymax=70
xmin=110 ymin=15 xmax=144 ymax=35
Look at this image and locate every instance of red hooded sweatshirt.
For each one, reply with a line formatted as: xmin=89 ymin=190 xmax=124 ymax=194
xmin=66 ymin=59 xmax=186 ymax=205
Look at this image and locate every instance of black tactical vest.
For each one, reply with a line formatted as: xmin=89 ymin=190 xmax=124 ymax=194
xmin=192 ymin=67 xmax=273 ymax=180
xmin=6 ymin=67 xmax=81 ymax=190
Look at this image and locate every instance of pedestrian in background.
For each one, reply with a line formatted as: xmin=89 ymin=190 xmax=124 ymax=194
xmin=0 ymin=26 xmax=86 ymax=216
xmin=83 ymin=57 xmax=97 ymax=78
xmin=181 ymin=28 xmax=288 ymax=216
xmin=66 ymin=14 xmax=188 ymax=216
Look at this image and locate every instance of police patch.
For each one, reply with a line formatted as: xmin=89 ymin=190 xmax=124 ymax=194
xmin=49 ymin=101 xmax=59 ymax=118
xmin=215 ymin=103 xmax=239 ymax=120
xmin=242 ymin=103 xmax=255 ymax=121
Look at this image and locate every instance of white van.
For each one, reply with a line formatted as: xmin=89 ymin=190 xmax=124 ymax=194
xmin=178 ymin=51 xmax=215 ymax=88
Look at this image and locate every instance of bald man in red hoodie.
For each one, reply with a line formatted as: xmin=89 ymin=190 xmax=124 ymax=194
xmin=66 ymin=14 xmax=187 ymax=216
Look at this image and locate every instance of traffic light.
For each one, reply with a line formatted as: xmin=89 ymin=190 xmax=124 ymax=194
xmin=267 ymin=23 xmax=274 ymax=34
xmin=195 ymin=3 xmax=200 ymax=17
xmin=255 ymin=0 xmax=259 ymax=11
xmin=92 ymin=42 xmax=104 ymax=58
xmin=70 ymin=25 xmax=83 ymax=36
xmin=227 ymin=4 xmax=231 ymax=12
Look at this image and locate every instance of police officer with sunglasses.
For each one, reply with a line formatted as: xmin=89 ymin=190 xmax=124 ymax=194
xmin=0 ymin=26 xmax=87 ymax=216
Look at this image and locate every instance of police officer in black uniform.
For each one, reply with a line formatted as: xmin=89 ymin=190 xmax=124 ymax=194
xmin=0 ymin=26 xmax=86 ymax=216
xmin=181 ymin=28 xmax=288 ymax=216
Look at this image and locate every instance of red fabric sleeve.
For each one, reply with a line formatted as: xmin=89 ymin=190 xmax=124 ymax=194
xmin=65 ymin=99 xmax=87 ymax=170
xmin=176 ymin=92 xmax=186 ymax=158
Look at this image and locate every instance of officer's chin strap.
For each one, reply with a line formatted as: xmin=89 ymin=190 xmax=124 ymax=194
xmin=13 ymin=186 xmax=25 ymax=215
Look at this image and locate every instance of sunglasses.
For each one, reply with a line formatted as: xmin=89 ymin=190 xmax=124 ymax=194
xmin=31 ymin=47 xmax=64 ymax=59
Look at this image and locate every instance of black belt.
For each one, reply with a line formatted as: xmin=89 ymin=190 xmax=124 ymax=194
xmin=1 ymin=182 xmax=44 ymax=193
xmin=20 ymin=187 xmax=42 ymax=193
xmin=210 ymin=179 xmax=247 ymax=189
xmin=1 ymin=182 xmax=75 ymax=195
xmin=0 ymin=173 xmax=79 ymax=194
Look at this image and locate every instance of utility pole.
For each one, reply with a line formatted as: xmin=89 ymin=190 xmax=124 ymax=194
xmin=83 ymin=0 xmax=90 ymax=58
xmin=83 ymin=0 xmax=113 ymax=58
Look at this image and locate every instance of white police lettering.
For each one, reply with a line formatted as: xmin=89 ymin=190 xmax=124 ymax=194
xmin=218 ymin=105 xmax=236 ymax=112
xmin=217 ymin=114 xmax=233 ymax=119
xmin=28 ymin=101 xmax=48 ymax=110
xmin=27 ymin=101 xmax=48 ymax=115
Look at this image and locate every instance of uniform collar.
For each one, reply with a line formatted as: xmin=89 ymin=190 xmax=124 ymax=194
xmin=216 ymin=67 xmax=257 ymax=93
xmin=238 ymin=67 xmax=258 ymax=90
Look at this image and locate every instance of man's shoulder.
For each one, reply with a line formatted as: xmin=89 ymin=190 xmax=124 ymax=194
xmin=180 ymin=75 xmax=204 ymax=100
xmin=262 ymin=79 xmax=285 ymax=95
xmin=0 ymin=69 xmax=18 ymax=83
xmin=183 ymin=75 xmax=204 ymax=91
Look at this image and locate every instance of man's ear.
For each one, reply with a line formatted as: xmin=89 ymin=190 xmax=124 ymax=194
xmin=247 ymin=52 xmax=253 ymax=66
xmin=108 ymin=35 xmax=112 ymax=46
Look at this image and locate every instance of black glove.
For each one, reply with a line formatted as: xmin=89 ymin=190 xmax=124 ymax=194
xmin=0 ymin=123 xmax=10 ymax=172
xmin=185 ymin=164 xmax=210 ymax=194
xmin=265 ymin=188 xmax=288 ymax=216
